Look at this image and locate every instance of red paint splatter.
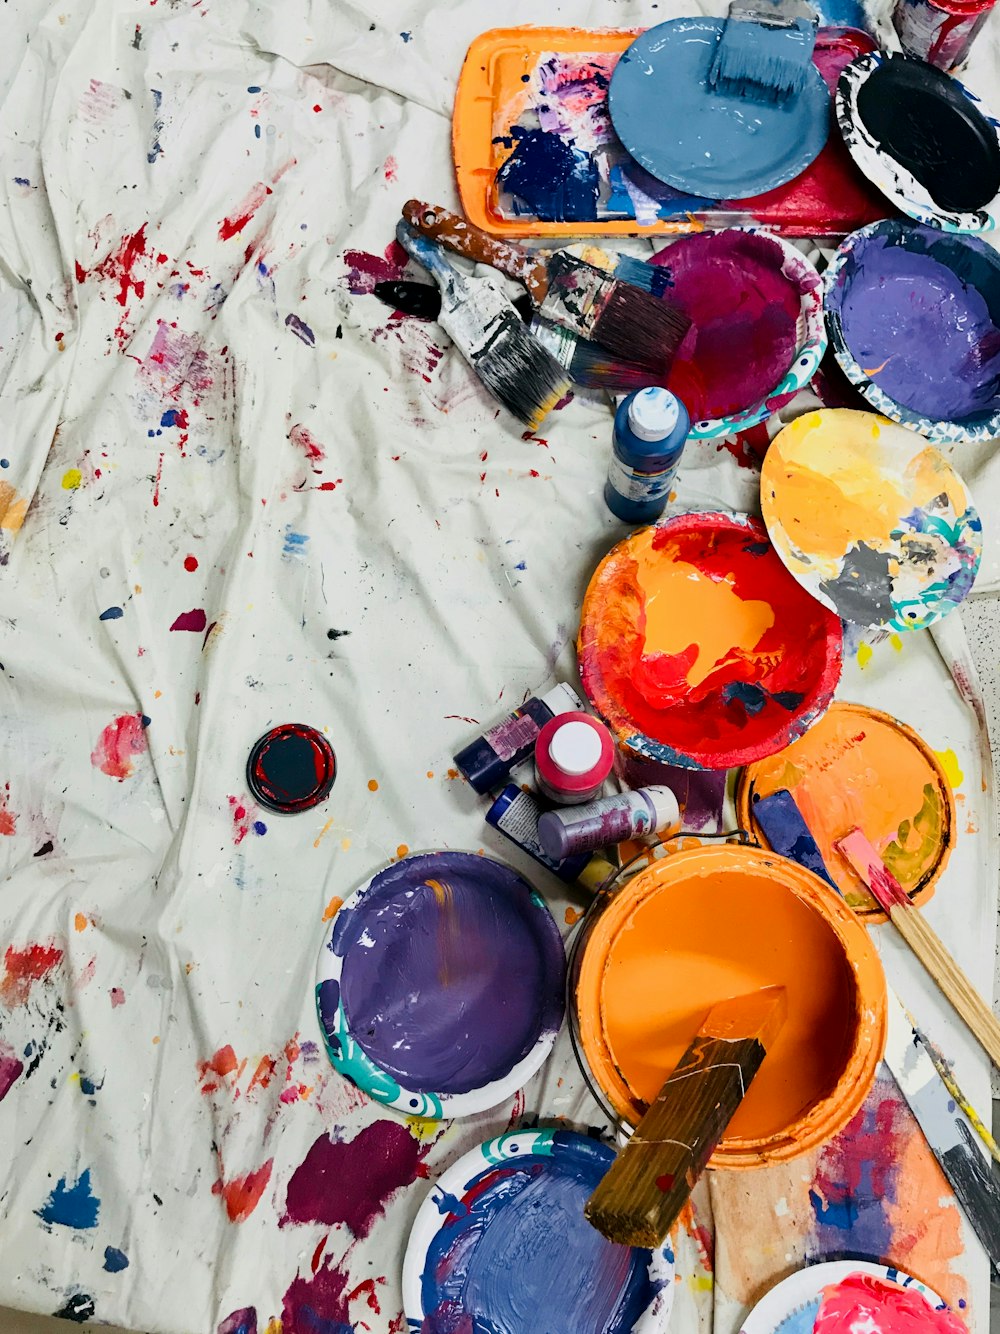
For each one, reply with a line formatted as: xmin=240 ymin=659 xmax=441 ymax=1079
xmin=281 ymin=1120 xmax=426 ymax=1236
xmin=183 ymin=554 xmax=198 ymax=572
xmin=310 ymin=1234 xmax=327 ymax=1275
xmin=383 ymin=155 xmax=398 ymax=182
xmin=655 ymin=1173 xmax=675 ymax=1192
xmin=289 ymin=424 xmax=326 ymax=471
xmin=348 ymin=1278 xmax=382 ymax=1315
xmin=140 ymin=321 xmax=214 ymax=399
xmin=170 ymin=608 xmax=207 ymax=632
xmin=247 ymin=1054 xmax=277 ymax=1094
xmin=218 ymin=182 xmax=271 ymax=241
xmin=342 ymin=241 xmax=407 ymax=296
xmin=93 ymin=224 xmax=151 ymax=308
xmin=282 ymin=1257 xmax=353 ymax=1334
xmin=0 ymin=1037 xmax=24 ymax=1100
xmin=90 ymin=713 xmax=149 ymax=781
xmin=75 ymin=261 xmax=87 ymax=283
xmin=716 ymin=434 xmax=759 ymax=471
xmin=213 ymin=1160 xmax=274 ymax=1223
xmin=199 ymin=1044 xmax=240 ymax=1086
xmin=0 ymin=942 xmax=64 ymax=1008
xmin=109 ymin=987 xmax=125 ymax=1008
xmin=506 ymin=1087 xmax=525 ymax=1131
xmin=152 ymin=450 xmax=164 ymax=507
xmin=313 ymin=103 xmax=322 ymax=113
xmin=0 ymin=783 xmax=16 ymax=836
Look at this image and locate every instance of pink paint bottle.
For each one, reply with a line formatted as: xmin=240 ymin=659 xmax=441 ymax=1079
xmin=534 ymin=712 xmax=614 ymax=805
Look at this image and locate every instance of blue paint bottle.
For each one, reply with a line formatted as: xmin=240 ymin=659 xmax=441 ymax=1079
xmin=605 ymin=387 xmax=690 ymax=524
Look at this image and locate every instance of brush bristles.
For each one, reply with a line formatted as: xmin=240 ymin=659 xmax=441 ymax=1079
xmin=592 ymin=285 xmax=692 ymax=375
xmin=709 ymin=9 xmax=817 ymax=101
xmin=569 ymin=339 xmax=664 ymax=391
xmin=476 ymin=319 xmax=571 ymax=429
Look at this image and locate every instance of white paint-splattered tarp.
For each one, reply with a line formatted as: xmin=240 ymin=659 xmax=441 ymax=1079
xmin=0 ymin=0 xmax=997 ymax=1331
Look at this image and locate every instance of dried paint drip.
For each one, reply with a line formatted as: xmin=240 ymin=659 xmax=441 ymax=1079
xmin=738 ymin=701 xmax=955 ymax=916
xmin=825 ymin=220 xmax=1000 ymax=439
xmin=578 ymin=512 xmax=842 ymax=771
xmin=761 ymin=410 xmax=981 ymax=631
xmin=648 ymin=231 xmax=806 ymax=420
xmin=316 ymin=851 xmax=564 ymax=1116
xmin=572 ymin=845 xmax=886 ymax=1164
xmin=404 ymin=1131 xmax=674 ymax=1334
xmin=245 ymin=724 xmax=336 ymax=814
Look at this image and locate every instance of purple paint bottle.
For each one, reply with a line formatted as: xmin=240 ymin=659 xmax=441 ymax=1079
xmin=605 ymin=387 xmax=690 ymax=524
xmin=454 ymin=683 xmax=584 ymax=795
xmin=486 ymin=784 xmax=614 ymax=891
xmin=537 ymin=785 xmax=680 ymax=859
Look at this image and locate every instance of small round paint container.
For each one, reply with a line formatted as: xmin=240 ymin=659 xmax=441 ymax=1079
xmin=315 ymin=850 xmax=565 ymax=1118
xmin=892 ymin=0 xmax=996 ymax=72
xmin=402 ymin=1130 xmax=675 ymax=1334
xmin=534 ymin=712 xmax=614 ymax=805
xmin=246 ymin=724 xmax=336 ymax=813
xmin=578 ymin=512 xmax=843 ymax=771
xmin=736 ymin=701 xmax=956 ymax=919
xmin=824 ymin=218 xmax=1000 ymax=443
xmin=569 ymin=843 xmax=887 ymax=1166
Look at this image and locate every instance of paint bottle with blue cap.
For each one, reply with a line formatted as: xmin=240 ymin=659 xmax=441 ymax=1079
xmin=605 ymin=387 xmax=690 ymax=524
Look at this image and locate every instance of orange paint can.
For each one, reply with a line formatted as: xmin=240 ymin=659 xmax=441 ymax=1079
xmin=570 ymin=842 xmax=886 ymax=1167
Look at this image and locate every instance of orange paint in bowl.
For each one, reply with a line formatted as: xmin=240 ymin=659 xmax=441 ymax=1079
xmin=572 ymin=844 xmax=886 ymax=1167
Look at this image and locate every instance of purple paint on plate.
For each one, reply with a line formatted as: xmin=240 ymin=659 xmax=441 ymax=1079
xmin=832 ymin=224 xmax=1000 ymax=422
xmin=334 ymin=852 xmax=565 ymax=1095
xmin=649 ymin=230 xmax=806 ymax=420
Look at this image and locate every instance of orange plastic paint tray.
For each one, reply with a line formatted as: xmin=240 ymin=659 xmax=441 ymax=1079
xmin=453 ymin=26 xmax=891 ymax=238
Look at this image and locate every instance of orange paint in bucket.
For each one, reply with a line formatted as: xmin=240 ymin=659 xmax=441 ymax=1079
xmin=572 ymin=844 xmax=886 ymax=1167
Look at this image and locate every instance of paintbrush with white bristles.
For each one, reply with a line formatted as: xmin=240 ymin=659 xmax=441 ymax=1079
xmin=395 ymin=221 xmax=569 ymax=430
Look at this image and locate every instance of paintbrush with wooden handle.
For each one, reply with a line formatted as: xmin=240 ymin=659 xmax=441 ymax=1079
xmin=402 ymin=201 xmax=691 ymax=374
xmin=835 ymin=827 xmax=1000 ymax=1070
xmin=586 ymin=986 xmax=787 ymax=1249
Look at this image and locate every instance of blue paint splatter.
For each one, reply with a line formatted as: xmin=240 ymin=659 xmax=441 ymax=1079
xmin=161 ymin=409 xmax=181 ymax=427
xmin=36 ymin=1169 xmax=101 ymax=1230
xmin=284 ymin=313 xmax=316 ymax=347
xmin=400 ymin=30 xmax=412 ymax=41
xmin=497 ymin=128 xmax=599 ymax=223
xmin=432 ymin=1189 xmax=469 ymax=1218
xmin=282 ymin=529 xmax=309 ymax=561
xmin=247 ymin=85 xmax=261 ymax=93
xmin=252 ymin=820 xmax=267 ymax=836
xmin=13 ymin=177 xmax=30 ymax=187
xmin=147 ymin=89 xmax=164 ymax=165
xmin=79 ymin=1073 xmax=104 ymax=1096
xmin=99 ymin=607 xmax=123 ymax=621
xmin=103 ymin=1247 xmax=129 ymax=1273
xmin=0 ymin=459 xmax=8 ymax=467
xmin=514 ymin=561 xmax=526 ymax=571
xmin=218 ymin=1310 xmax=257 ymax=1334
xmin=254 ymin=124 xmax=261 ymax=139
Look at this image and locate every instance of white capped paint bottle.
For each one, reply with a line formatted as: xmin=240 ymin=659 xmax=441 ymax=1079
xmin=605 ymin=387 xmax=690 ymax=524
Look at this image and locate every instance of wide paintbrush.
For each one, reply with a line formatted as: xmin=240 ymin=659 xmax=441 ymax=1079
xmin=586 ymin=986 xmax=787 ymax=1249
xmin=402 ymin=201 xmax=691 ymax=374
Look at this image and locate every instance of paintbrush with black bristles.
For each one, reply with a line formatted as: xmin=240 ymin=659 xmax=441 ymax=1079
xmin=402 ymin=201 xmax=691 ymax=375
xmin=394 ymin=221 xmax=569 ymax=431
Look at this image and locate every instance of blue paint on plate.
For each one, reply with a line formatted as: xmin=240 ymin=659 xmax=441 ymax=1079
xmin=608 ymin=18 xmax=830 ymax=199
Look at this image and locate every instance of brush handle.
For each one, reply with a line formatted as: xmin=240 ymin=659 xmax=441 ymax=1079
xmin=585 ymin=988 xmax=786 ymax=1249
xmin=889 ymin=904 xmax=1000 ymax=1070
xmin=403 ymin=200 xmax=550 ymax=304
xmin=394 ymin=220 xmax=463 ymax=299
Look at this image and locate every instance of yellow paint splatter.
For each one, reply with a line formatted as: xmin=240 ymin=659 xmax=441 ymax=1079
xmin=321 ymin=895 xmax=343 ymax=922
xmin=62 ymin=468 xmax=82 ymax=490
xmin=856 ymin=642 xmax=873 ymax=669
xmin=152 ymin=1035 xmax=160 ymax=1045
xmin=0 ymin=481 xmax=27 ymax=531
xmin=406 ymin=1115 xmax=440 ymax=1142
xmin=340 ymin=837 xmax=352 ymax=852
xmin=74 ymin=912 xmax=88 ymax=933
xmin=934 ymin=748 xmax=964 ymax=789
xmin=313 ymin=818 xmax=334 ymax=848
xmin=367 ymin=778 xmax=379 ymax=792
xmin=564 ymin=905 xmax=582 ymax=926
xmin=264 ymin=1318 xmax=283 ymax=1334
xmin=889 ymin=633 xmax=903 ymax=652
xmin=687 ymin=1276 xmax=714 ymax=1292
xmin=396 ymin=843 xmax=409 ymax=859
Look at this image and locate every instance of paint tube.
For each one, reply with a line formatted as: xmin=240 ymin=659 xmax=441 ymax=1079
xmin=486 ymin=784 xmax=614 ymax=891
xmin=537 ymin=786 xmax=681 ymax=860
xmin=454 ymin=683 xmax=584 ymax=794
xmin=605 ymin=387 xmax=690 ymax=524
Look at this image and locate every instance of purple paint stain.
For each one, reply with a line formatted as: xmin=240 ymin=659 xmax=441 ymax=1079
xmin=0 ymin=1037 xmax=24 ymax=1101
xmin=831 ymin=223 xmax=1000 ymax=422
xmin=649 ymin=230 xmax=803 ymax=420
xmin=282 ymin=1256 xmax=354 ymax=1334
xmin=333 ymin=851 xmax=564 ymax=1094
xmin=218 ymin=1307 xmax=257 ymax=1334
xmin=284 ymin=313 xmax=316 ymax=347
xmin=170 ymin=608 xmax=207 ymax=632
xmin=420 ymin=1134 xmax=658 ymax=1334
xmin=103 ymin=1247 xmax=129 ymax=1273
xmin=36 ymin=1169 xmax=100 ymax=1230
xmin=616 ymin=753 xmax=727 ymax=833
xmin=281 ymin=1120 xmax=424 ymax=1235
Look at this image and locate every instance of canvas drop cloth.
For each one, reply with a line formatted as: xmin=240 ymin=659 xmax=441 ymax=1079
xmin=0 ymin=1 xmax=998 ymax=1332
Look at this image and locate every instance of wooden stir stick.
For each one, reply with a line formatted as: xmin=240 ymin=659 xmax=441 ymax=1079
xmin=836 ymin=827 xmax=1000 ymax=1070
xmin=585 ymin=985 xmax=787 ymax=1249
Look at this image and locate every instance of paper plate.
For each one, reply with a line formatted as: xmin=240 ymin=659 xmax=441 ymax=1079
xmin=761 ymin=409 xmax=982 ymax=630
xmin=608 ymin=18 xmax=830 ymax=200
xmin=824 ymin=219 xmax=1000 ymax=444
xmin=401 ymin=1130 xmax=675 ymax=1334
xmin=740 ymin=1261 xmax=953 ymax=1334
xmin=837 ymin=52 xmax=1000 ymax=232
xmin=646 ymin=229 xmax=826 ymax=437
xmin=736 ymin=700 xmax=956 ymax=917
xmin=577 ymin=511 xmax=843 ymax=771
xmin=315 ymin=850 xmax=565 ymax=1119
